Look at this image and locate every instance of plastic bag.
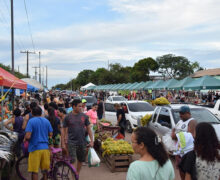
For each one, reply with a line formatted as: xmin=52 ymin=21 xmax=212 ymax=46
xmin=88 ymin=148 xmax=100 ymax=167
xmin=162 ymin=134 xmax=177 ymax=153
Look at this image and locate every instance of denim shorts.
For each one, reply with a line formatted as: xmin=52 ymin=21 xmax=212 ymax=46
xmin=68 ymin=144 xmax=86 ymax=163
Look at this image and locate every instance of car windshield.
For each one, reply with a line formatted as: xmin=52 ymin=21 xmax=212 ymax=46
xmin=128 ymin=103 xmax=154 ymax=112
xmin=112 ymin=97 xmax=126 ymax=101
xmin=83 ymin=97 xmax=96 ymax=103
xmin=173 ymin=108 xmax=220 ymax=124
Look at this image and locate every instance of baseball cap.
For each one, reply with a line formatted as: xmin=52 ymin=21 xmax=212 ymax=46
xmin=179 ymin=106 xmax=190 ymax=114
xmin=82 ymin=99 xmax=87 ymax=103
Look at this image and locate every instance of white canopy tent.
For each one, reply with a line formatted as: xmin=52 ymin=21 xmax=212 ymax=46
xmin=80 ymin=82 xmax=95 ymax=90
xmin=21 ymin=78 xmax=44 ymax=91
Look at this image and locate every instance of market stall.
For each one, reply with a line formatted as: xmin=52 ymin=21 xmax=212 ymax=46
xmin=94 ymin=120 xmax=134 ymax=172
xmin=21 ymin=78 xmax=44 ymax=91
xmin=0 ymin=68 xmax=27 ymax=128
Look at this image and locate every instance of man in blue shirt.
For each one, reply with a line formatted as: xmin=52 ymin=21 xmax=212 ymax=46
xmin=24 ymin=106 xmax=53 ymax=180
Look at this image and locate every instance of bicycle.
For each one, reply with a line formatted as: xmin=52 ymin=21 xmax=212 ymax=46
xmin=16 ymin=147 xmax=79 ymax=180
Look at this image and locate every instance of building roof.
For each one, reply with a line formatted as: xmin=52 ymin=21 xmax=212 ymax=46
xmin=192 ymin=68 xmax=220 ymax=78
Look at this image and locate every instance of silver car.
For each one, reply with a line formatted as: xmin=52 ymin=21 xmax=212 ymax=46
xmin=148 ymin=104 xmax=220 ymax=140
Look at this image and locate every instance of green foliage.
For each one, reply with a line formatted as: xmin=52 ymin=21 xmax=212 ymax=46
xmin=156 ymin=54 xmax=202 ymax=80
xmin=53 ymin=54 xmax=202 ymax=90
xmin=131 ymin=57 xmax=159 ymax=82
xmin=0 ymin=63 xmax=27 ymax=79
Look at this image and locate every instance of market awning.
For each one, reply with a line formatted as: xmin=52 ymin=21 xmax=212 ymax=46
xmin=21 ymin=78 xmax=44 ymax=91
xmin=155 ymin=79 xmax=179 ymax=90
xmin=118 ymin=83 xmax=132 ymax=90
xmin=146 ymin=80 xmax=164 ymax=90
xmin=124 ymin=82 xmax=138 ymax=90
xmin=168 ymin=77 xmax=194 ymax=90
xmin=143 ymin=81 xmax=153 ymax=90
xmin=0 ymin=67 xmax=27 ymax=89
xmin=130 ymin=82 xmax=144 ymax=90
xmin=183 ymin=75 xmax=220 ymax=90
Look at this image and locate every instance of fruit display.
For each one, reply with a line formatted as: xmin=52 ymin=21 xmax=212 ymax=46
xmin=100 ymin=119 xmax=112 ymax=126
xmin=140 ymin=114 xmax=152 ymax=126
xmin=154 ymin=97 xmax=170 ymax=105
xmin=101 ymin=138 xmax=134 ymax=156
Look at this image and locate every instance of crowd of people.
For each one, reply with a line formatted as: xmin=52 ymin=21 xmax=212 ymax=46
xmin=1 ymin=92 xmax=220 ymax=180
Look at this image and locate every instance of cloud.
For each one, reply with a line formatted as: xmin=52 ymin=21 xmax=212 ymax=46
xmin=1 ymin=0 xmax=220 ymax=88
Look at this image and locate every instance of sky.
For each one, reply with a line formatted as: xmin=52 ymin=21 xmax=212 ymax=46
xmin=0 ymin=0 xmax=220 ymax=88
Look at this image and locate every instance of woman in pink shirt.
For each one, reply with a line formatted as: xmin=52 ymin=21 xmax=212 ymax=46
xmin=86 ymin=103 xmax=99 ymax=132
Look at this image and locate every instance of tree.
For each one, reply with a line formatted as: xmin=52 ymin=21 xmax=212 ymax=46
xmin=75 ymin=69 xmax=94 ymax=86
xmin=109 ymin=63 xmax=132 ymax=83
xmin=156 ymin=54 xmax=203 ymax=79
xmin=131 ymin=57 xmax=159 ymax=82
xmin=90 ymin=68 xmax=113 ymax=85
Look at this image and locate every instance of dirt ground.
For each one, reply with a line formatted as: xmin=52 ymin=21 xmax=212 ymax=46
xmin=80 ymin=132 xmax=181 ymax=180
xmin=11 ymin=132 xmax=181 ymax=180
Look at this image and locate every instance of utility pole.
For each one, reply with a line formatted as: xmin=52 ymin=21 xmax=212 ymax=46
xmin=18 ymin=65 xmax=19 ymax=73
xmin=42 ymin=67 xmax=44 ymax=87
xmin=11 ymin=0 xmax=14 ymax=74
xmin=32 ymin=66 xmax=38 ymax=80
xmin=39 ymin=52 xmax=41 ymax=83
xmin=46 ymin=65 xmax=48 ymax=88
xmin=20 ymin=51 xmax=35 ymax=77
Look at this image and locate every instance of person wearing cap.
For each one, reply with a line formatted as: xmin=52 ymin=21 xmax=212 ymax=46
xmin=171 ymin=106 xmax=197 ymax=140
xmin=81 ymin=99 xmax=87 ymax=113
xmin=171 ymin=106 xmax=197 ymax=179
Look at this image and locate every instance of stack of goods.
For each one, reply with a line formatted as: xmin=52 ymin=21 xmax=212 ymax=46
xmin=140 ymin=114 xmax=152 ymax=126
xmin=101 ymin=138 xmax=134 ymax=157
xmin=153 ymin=97 xmax=170 ymax=105
xmin=95 ymin=131 xmax=112 ymax=141
xmin=99 ymin=119 xmax=112 ymax=126
xmin=0 ymin=131 xmax=18 ymax=162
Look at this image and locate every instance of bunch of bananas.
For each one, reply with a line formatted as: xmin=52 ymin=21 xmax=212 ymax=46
xmin=101 ymin=138 xmax=134 ymax=156
xmin=140 ymin=114 xmax=152 ymax=126
xmin=154 ymin=97 xmax=170 ymax=105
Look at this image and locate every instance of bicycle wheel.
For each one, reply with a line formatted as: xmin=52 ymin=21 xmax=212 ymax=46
xmin=53 ymin=161 xmax=78 ymax=180
xmin=16 ymin=155 xmax=31 ymax=180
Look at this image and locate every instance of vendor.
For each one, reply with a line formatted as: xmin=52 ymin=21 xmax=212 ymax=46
xmin=4 ymin=108 xmax=25 ymax=157
xmin=114 ymin=103 xmax=126 ymax=137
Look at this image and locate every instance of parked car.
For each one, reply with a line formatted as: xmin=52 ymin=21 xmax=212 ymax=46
xmin=202 ymin=99 xmax=220 ymax=119
xmin=106 ymin=96 xmax=127 ymax=103
xmin=82 ymin=96 xmax=97 ymax=110
xmin=148 ymin=104 xmax=220 ymax=140
xmin=104 ymin=101 xmax=154 ymax=132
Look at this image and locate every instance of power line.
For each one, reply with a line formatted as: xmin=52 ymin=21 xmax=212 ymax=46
xmin=0 ymin=2 xmax=25 ymax=50
xmin=23 ymin=0 xmax=35 ymax=52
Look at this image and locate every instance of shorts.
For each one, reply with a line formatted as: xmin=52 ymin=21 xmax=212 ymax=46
xmin=68 ymin=144 xmax=86 ymax=163
xmin=28 ymin=149 xmax=50 ymax=173
xmin=49 ymin=134 xmax=60 ymax=146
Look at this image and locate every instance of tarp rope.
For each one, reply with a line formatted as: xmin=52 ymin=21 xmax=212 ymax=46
xmin=0 ymin=81 xmax=16 ymax=102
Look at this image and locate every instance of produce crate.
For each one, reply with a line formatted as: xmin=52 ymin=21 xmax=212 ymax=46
xmin=103 ymin=154 xmax=132 ymax=173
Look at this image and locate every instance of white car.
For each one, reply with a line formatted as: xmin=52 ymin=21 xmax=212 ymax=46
xmin=148 ymin=104 xmax=220 ymax=141
xmin=106 ymin=96 xmax=127 ymax=103
xmin=104 ymin=100 xmax=154 ymax=132
xmin=203 ymin=99 xmax=220 ymax=119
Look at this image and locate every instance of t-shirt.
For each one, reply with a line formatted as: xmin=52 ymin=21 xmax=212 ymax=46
xmin=63 ymin=112 xmax=90 ymax=145
xmin=86 ymin=109 xmax=97 ymax=124
xmin=116 ymin=109 xmax=126 ymax=123
xmin=196 ymin=154 xmax=220 ymax=180
xmin=127 ymin=160 xmax=175 ymax=180
xmin=25 ymin=117 xmax=53 ymax=152
xmin=46 ymin=116 xmax=60 ymax=137
xmin=97 ymin=102 xmax=103 ymax=115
